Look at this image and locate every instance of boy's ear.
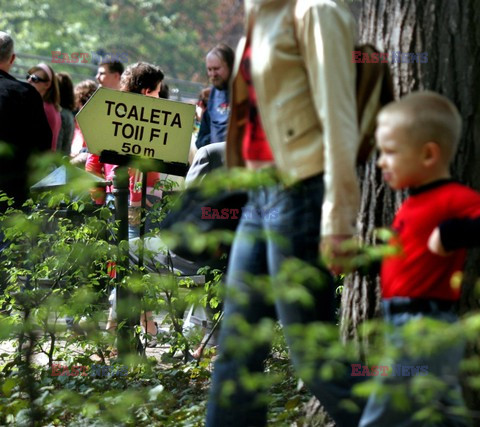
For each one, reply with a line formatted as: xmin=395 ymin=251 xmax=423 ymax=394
xmin=422 ymin=141 xmax=441 ymax=166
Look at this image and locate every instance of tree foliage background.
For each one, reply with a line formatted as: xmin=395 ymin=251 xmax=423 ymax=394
xmin=0 ymin=0 xmax=245 ymax=82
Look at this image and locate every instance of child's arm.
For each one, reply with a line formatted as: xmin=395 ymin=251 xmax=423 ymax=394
xmin=428 ymin=217 xmax=480 ymax=256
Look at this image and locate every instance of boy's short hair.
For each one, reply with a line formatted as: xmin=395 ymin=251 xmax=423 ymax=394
xmin=378 ymin=91 xmax=462 ymax=161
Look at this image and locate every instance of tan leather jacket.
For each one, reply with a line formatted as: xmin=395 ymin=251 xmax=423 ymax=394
xmin=226 ymin=0 xmax=360 ymax=236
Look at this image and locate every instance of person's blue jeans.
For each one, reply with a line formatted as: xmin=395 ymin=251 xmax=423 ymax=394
xmin=206 ymin=174 xmax=361 ymax=427
xmin=359 ymin=298 xmax=470 ymax=427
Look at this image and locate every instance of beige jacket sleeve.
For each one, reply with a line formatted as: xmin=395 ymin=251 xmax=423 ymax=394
xmin=295 ymin=0 xmax=360 ymax=236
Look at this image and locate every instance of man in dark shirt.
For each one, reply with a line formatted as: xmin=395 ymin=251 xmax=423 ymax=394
xmin=196 ymin=44 xmax=234 ymax=149
xmin=0 ymin=31 xmax=51 ymax=212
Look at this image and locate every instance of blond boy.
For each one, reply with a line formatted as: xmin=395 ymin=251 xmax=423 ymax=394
xmin=359 ymin=91 xmax=479 ymax=426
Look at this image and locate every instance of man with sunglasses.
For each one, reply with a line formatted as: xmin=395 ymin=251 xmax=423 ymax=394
xmin=0 ymin=31 xmax=51 ymax=213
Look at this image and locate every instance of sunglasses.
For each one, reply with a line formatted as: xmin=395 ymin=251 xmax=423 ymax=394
xmin=26 ymin=74 xmax=48 ymax=83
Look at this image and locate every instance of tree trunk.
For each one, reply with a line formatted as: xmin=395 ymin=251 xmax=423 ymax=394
xmin=305 ymin=1 xmax=480 ymax=424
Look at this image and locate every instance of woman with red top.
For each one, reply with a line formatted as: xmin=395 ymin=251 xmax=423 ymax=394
xmin=27 ymin=63 xmax=61 ymax=151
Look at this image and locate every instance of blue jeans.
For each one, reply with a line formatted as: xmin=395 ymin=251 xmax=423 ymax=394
xmin=359 ymin=298 xmax=470 ymax=427
xmin=206 ymin=174 xmax=361 ymax=427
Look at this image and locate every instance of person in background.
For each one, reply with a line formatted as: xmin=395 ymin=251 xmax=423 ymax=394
xmin=56 ymin=72 xmax=75 ymax=156
xmin=195 ymin=87 xmax=211 ymax=129
xmin=70 ymin=80 xmax=98 ymax=166
xmin=196 ymin=43 xmax=234 ymax=149
xmin=191 ymin=87 xmax=211 ymax=154
xmin=104 ymin=62 xmax=165 ymax=345
xmin=27 ymin=63 xmax=61 ymax=151
xmin=83 ymin=88 xmax=116 ymax=205
xmin=0 ymin=31 xmax=51 ymax=307
xmin=159 ymin=82 xmax=169 ymax=99
xmin=119 ymin=62 xmax=165 ymax=239
xmin=0 ymin=31 xmax=51 ymax=212
xmin=96 ymin=60 xmax=124 ymax=90
xmin=185 ymin=141 xmax=227 ymax=359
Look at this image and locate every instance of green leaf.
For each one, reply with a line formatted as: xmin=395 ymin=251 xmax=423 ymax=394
xmin=2 ymin=377 xmax=17 ymax=397
xmin=285 ymin=395 xmax=301 ymax=410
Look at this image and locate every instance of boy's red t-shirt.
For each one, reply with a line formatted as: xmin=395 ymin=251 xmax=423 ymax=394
xmin=381 ymin=180 xmax=480 ymax=300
